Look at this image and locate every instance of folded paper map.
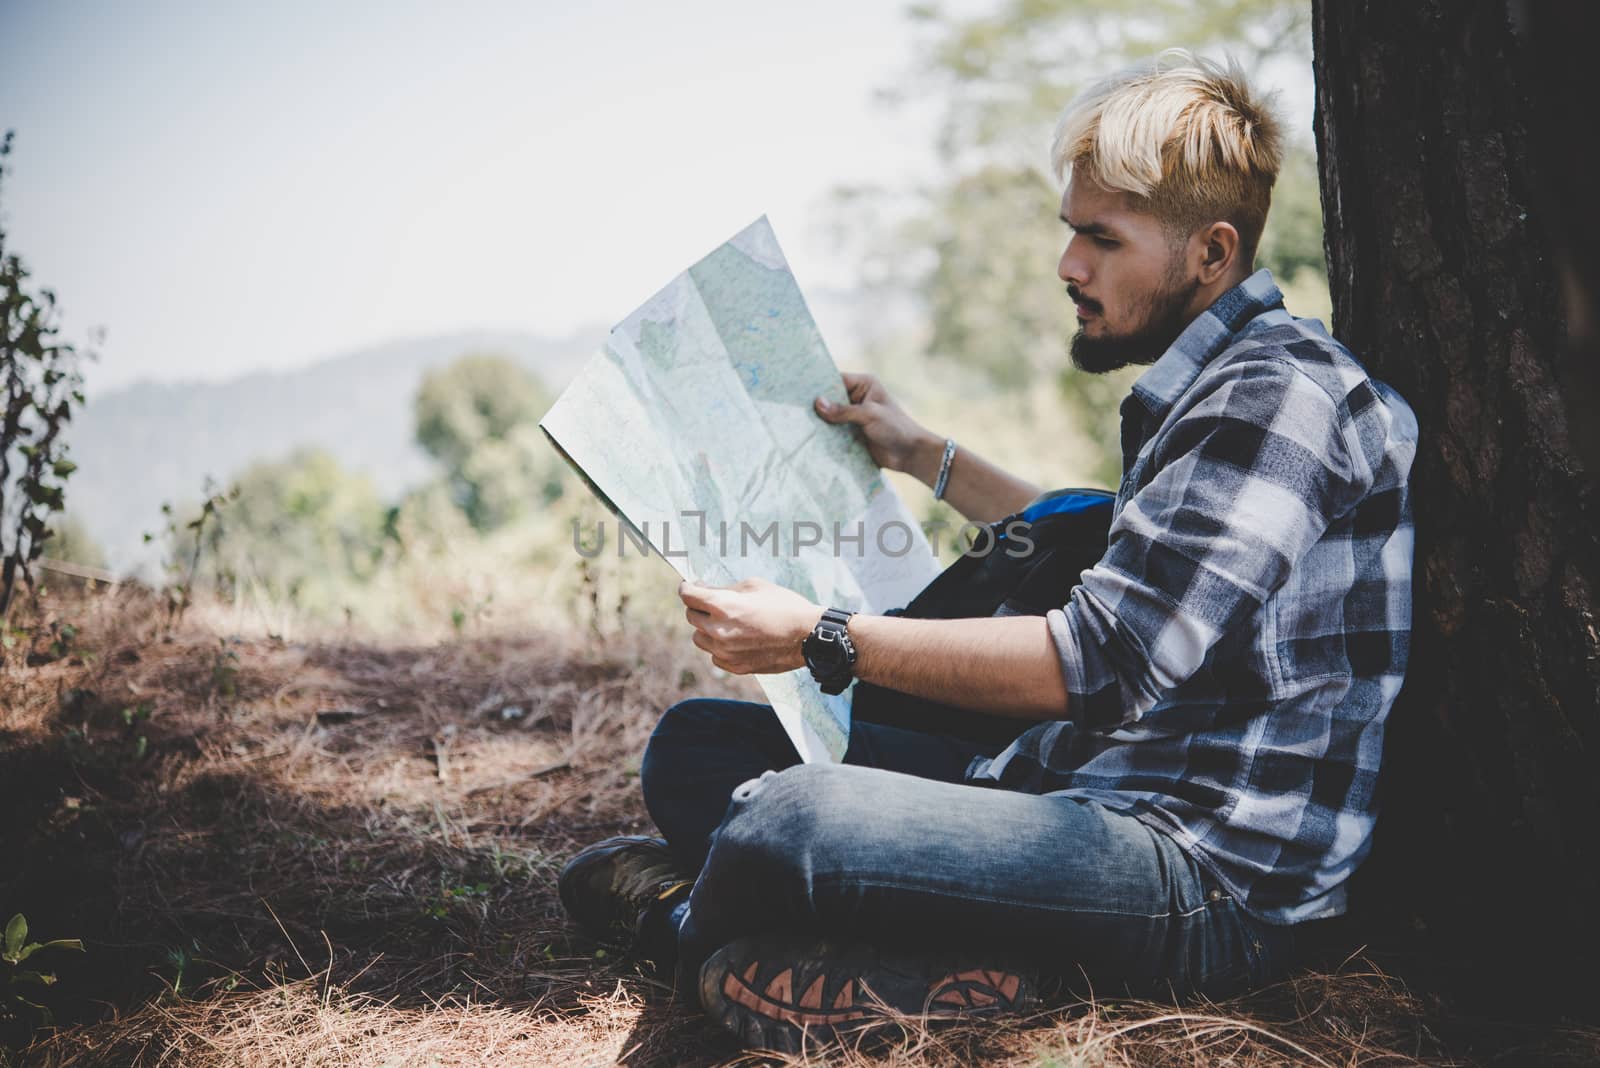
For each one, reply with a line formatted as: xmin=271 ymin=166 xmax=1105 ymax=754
xmin=539 ymin=217 xmax=939 ymax=761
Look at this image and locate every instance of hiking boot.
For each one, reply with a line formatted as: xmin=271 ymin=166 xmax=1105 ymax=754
xmin=698 ymin=932 xmax=1038 ymax=1053
xmin=558 ymin=835 xmax=694 ymax=961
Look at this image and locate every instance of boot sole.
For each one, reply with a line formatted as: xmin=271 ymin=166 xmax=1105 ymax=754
xmin=698 ymin=933 xmax=1037 ymax=1053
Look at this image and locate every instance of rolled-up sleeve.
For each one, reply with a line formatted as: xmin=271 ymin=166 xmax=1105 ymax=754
xmin=1050 ymin=354 xmax=1364 ymax=728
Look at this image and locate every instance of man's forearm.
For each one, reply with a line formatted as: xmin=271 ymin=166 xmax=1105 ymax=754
xmin=907 ymin=433 xmax=1041 ymax=525
xmin=848 ymin=613 xmax=1070 ymax=720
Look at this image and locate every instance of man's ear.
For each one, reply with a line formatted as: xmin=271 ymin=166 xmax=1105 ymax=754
xmin=1195 ymin=221 xmax=1242 ymax=284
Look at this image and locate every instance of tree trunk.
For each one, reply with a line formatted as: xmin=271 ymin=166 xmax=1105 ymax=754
xmin=1312 ymin=0 xmax=1600 ymax=1018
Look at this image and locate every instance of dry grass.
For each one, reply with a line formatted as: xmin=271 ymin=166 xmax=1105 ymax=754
xmin=0 ymin=586 xmax=1588 ymax=1067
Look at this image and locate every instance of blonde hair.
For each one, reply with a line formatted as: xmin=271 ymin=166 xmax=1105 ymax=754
xmin=1051 ymin=49 xmax=1284 ymax=259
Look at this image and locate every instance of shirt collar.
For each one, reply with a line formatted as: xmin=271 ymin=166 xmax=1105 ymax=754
xmin=1127 ymin=268 xmax=1285 ymax=424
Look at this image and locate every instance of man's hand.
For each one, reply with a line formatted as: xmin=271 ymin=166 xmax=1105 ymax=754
xmin=679 ymin=577 xmax=822 ymax=675
xmin=815 ymin=371 xmax=943 ymax=483
xmin=816 ymin=370 xmax=1041 ymax=522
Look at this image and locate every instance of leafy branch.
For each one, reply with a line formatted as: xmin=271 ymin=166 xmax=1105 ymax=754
xmin=145 ymin=478 xmax=238 ymax=633
xmin=0 ymin=130 xmax=91 ymax=621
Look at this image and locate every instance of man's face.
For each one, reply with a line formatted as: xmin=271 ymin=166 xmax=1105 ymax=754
xmin=1057 ymin=177 xmax=1202 ymax=374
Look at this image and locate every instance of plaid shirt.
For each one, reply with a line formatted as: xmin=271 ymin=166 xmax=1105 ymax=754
xmin=967 ymin=270 xmax=1418 ymax=925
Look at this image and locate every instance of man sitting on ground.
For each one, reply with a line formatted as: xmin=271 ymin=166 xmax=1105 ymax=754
xmin=559 ymin=50 xmax=1418 ymax=1053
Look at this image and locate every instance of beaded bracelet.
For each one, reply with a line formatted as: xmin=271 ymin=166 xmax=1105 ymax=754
xmin=932 ymin=437 xmax=957 ymax=501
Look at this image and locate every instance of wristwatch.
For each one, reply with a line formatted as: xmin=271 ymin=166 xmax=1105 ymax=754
xmin=801 ymin=607 xmax=857 ymax=695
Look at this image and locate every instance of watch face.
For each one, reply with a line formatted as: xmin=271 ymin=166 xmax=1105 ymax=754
xmin=804 ymin=611 xmax=855 ymax=694
xmin=804 ymin=627 xmax=849 ymax=674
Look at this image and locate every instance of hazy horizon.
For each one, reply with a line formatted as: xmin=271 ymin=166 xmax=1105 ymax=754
xmin=1 ymin=1 xmax=935 ymax=394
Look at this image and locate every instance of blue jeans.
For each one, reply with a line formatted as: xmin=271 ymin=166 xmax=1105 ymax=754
xmin=640 ymin=698 xmax=1298 ymax=1000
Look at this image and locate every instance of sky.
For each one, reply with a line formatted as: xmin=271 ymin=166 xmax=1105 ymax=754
xmin=0 ymin=0 xmax=937 ymax=390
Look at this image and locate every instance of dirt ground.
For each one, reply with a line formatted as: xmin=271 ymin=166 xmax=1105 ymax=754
xmin=1 ymin=587 xmax=1591 ymax=1066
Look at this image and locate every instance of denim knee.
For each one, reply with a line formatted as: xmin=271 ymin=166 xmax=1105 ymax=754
xmin=639 ymin=698 xmax=731 ymax=811
xmin=650 ymin=697 xmax=736 ymax=743
xmin=712 ymin=763 xmax=845 ymax=873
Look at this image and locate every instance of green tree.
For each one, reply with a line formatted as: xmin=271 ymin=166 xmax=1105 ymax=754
xmin=905 ymin=0 xmax=1310 ymax=170
xmin=844 ymin=0 xmax=1323 ymax=485
xmin=413 ymin=354 xmax=562 ymax=531
xmin=194 ymin=449 xmax=387 ymax=614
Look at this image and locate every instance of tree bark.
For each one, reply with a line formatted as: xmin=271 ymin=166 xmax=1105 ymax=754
xmin=1312 ymin=0 xmax=1600 ymax=1017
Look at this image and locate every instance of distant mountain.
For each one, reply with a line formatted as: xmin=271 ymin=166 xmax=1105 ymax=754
xmin=68 ymin=328 xmax=605 ymax=572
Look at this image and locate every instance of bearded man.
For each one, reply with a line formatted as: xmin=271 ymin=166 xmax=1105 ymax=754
xmin=559 ymin=50 xmax=1418 ymax=1053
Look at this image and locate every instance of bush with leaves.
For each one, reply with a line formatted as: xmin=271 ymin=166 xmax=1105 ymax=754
xmin=159 ymin=453 xmax=388 ymax=619
xmin=0 ymin=131 xmax=90 ymax=618
xmin=2 ymin=913 xmax=83 ymax=1027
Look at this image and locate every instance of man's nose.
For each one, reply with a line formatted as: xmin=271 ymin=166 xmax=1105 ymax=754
xmin=1058 ymin=237 xmax=1088 ymax=287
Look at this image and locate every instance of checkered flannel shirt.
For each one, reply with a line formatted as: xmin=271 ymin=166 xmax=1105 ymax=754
xmin=967 ymin=269 xmax=1418 ymax=925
